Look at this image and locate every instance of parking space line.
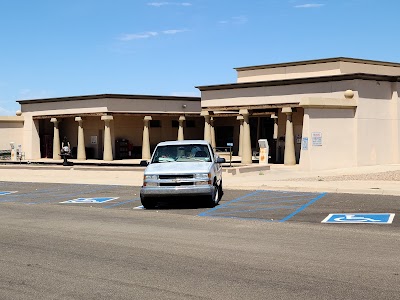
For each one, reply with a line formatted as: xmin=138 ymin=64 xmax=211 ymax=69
xmin=198 ymin=190 xmax=263 ymax=217
xmin=199 ymin=190 xmax=327 ymax=222
xmin=226 ymin=198 xmax=315 ymax=208
xmin=207 ymin=204 xmax=301 ymax=216
xmin=103 ymin=198 xmax=140 ymax=208
xmin=279 ymin=192 xmax=327 ymax=222
xmin=0 ymin=187 xmax=63 ymax=203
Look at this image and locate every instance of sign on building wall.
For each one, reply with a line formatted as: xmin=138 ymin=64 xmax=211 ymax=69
xmin=311 ymin=132 xmax=322 ymax=146
xmin=91 ymin=136 xmax=97 ymax=144
xmin=301 ymin=137 xmax=308 ymax=150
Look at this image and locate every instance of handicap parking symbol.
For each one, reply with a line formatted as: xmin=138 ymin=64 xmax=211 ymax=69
xmin=0 ymin=191 xmax=17 ymax=196
xmin=322 ymin=213 xmax=395 ymax=224
xmin=60 ymin=197 xmax=119 ymax=204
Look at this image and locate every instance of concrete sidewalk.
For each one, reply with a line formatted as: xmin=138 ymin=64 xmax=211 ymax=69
xmin=1 ymin=163 xmax=400 ymax=196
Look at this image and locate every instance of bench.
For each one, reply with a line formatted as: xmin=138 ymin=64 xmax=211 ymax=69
xmin=0 ymin=150 xmax=11 ymax=160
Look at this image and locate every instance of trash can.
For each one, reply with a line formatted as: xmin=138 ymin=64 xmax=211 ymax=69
xmin=258 ymin=139 xmax=269 ymax=164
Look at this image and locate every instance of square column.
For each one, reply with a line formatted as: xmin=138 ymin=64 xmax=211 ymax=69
xmin=75 ymin=117 xmax=86 ymax=160
xmin=236 ymin=115 xmax=244 ymax=157
xmin=200 ymin=110 xmax=211 ymax=144
xmin=210 ymin=117 xmax=216 ymax=149
xmin=101 ymin=115 xmax=114 ymax=161
xmin=142 ymin=116 xmax=152 ymax=160
xmin=282 ymin=107 xmax=296 ymax=165
xmin=177 ymin=115 xmax=185 ymax=141
xmin=50 ymin=118 xmax=61 ymax=160
xmin=239 ymin=109 xmax=252 ymax=164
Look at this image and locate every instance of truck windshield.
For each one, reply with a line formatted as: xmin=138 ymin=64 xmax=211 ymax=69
xmin=151 ymin=144 xmax=211 ymax=163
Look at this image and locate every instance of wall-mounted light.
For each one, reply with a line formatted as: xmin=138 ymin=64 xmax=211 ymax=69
xmin=182 ymin=104 xmax=187 ymax=108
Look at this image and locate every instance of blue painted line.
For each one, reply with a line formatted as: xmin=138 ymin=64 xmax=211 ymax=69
xmin=199 ymin=190 xmax=262 ymax=216
xmin=279 ymin=192 xmax=327 ymax=222
xmin=228 ymin=192 xmax=320 ymax=203
xmin=103 ymin=198 xmax=140 ymax=208
xmin=0 ymin=187 xmax=63 ymax=203
xmin=26 ymin=185 xmax=117 ymax=204
xmin=206 ymin=204 xmax=301 ymax=216
xmin=224 ymin=198 xmax=316 ymax=208
xmin=203 ymin=214 xmax=279 ymax=223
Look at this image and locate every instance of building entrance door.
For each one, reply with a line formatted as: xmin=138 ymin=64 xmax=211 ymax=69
xmin=215 ymin=126 xmax=234 ymax=149
xmin=250 ymin=116 xmax=276 ymax=162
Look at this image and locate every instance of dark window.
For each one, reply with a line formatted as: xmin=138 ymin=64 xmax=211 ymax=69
xmin=171 ymin=120 xmax=195 ymax=127
xmin=186 ymin=120 xmax=195 ymax=127
xmin=150 ymin=120 xmax=161 ymax=127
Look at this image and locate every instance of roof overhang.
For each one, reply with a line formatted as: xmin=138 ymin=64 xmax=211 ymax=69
xmin=234 ymin=57 xmax=400 ymax=72
xmin=17 ymin=93 xmax=201 ymax=104
xmin=196 ymin=73 xmax=400 ymax=91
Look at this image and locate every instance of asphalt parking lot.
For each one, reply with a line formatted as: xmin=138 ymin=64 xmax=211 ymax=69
xmin=0 ymin=181 xmax=398 ymax=227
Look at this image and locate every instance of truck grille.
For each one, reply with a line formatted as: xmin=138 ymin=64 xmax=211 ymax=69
xmin=159 ymin=174 xmax=194 ymax=179
xmin=159 ymin=182 xmax=194 ymax=186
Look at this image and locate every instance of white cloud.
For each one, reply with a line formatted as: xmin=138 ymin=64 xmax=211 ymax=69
xmin=294 ymin=3 xmax=325 ymax=8
xmin=219 ymin=16 xmax=248 ymax=25
xmin=147 ymin=2 xmax=192 ymax=7
xmin=119 ymin=32 xmax=158 ymax=41
xmin=162 ymin=29 xmax=188 ymax=34
xmin=118 ymin=29 xmax=187 ymax=41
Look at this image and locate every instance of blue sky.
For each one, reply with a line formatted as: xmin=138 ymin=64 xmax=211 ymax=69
xmin=0 ymin=0 xmax=399 ymax=115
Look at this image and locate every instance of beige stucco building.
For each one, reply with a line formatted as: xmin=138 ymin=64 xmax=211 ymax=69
xmin=1 ymin=94 xmax=203 ymax=162
xmin=198 ymin=57 xmax=400 ymax=170
xmin=1 ymin=57 xmax=400 ymax=171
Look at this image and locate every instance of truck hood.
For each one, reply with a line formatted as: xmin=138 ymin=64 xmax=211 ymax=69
xmin=144 ymin=162 xmax=213 ymax=175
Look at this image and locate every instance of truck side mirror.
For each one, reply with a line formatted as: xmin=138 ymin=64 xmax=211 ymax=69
xmin=139 ymin=160 xmax=149 ymax=167
xmin=216 ymin=157 xmax=225 ymax=164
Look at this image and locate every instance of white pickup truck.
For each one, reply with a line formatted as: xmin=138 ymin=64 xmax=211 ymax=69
xmin=140 ymin=140 xmax=225 ymax=209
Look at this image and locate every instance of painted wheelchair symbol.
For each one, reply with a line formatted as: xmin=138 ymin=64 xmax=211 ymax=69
xmin=333 ymin=214 xmax=380 ymax=222
xmin=322 ymin=213 xmax=395 ymax=224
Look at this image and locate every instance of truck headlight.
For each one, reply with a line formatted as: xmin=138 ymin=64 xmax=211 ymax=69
xmin=143 ymin=175 xmax=158 ymax=187
xmin=194 ymin=173 xmax=211 ymax=185
xmin=194 ymin=173 xmax=210 ymax=179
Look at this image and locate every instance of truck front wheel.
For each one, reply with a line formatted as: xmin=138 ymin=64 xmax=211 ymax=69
xmin=141 ymin=197 xmax=157 ymax=209
xmin=206 ymin=183 xmax=221 ymax=207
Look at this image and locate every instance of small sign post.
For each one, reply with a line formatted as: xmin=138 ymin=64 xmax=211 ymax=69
xmin=226 ymin=143 xmax=233 ymax=167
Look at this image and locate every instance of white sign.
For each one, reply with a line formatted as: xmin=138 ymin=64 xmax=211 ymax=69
xmin=91 ymin=136 xmax=97 ymax=144
xmin=311 ymin=132 xmax=322 ymax=146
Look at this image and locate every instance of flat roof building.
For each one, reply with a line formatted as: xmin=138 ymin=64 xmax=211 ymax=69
xmin=1 ymin=57 xmax=399 ymax=170
xmin=197 ymin=57 xmax=400 ymax=170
